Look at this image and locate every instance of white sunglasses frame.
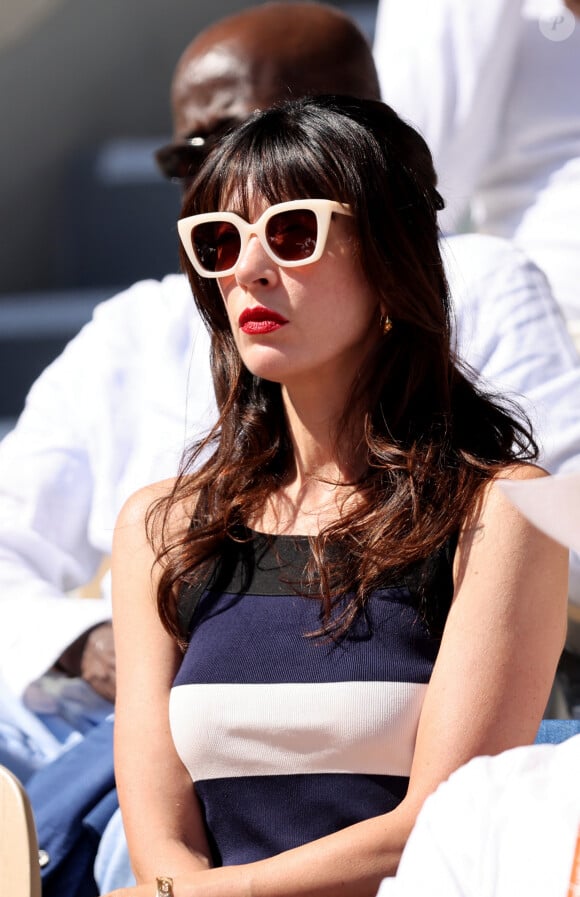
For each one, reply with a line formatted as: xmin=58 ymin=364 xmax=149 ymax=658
xmin=177 ymin=198 xmax=353 ymax=278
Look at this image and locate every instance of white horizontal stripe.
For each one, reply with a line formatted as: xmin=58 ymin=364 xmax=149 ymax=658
xmin=170 ymin=680 xmax=427 ymax=781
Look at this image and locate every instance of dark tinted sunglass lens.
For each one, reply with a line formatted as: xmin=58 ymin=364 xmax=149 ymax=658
xmin=155 ymin=146 xmax=204 ymax=181
xmin=192 ymin=221 xmax=241 ymax=272
xmin=266 ymin=209 xmax=318 ymax=261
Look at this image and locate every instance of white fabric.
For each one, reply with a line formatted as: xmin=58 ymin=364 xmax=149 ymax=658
xmin=373 ymin=0 xmax=580 ymax=322
xmin=377 ymin=734 xmax=580 ymax=897
xmin=170 ymin=681 xmax=426 ymax=780
xmin=0 ymin=274 xmax=213 ymax=697
xmin=1 ymin=237 xmax=580 ymax=703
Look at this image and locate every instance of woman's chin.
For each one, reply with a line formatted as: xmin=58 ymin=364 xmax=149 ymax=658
xmin=239 ymin=348 xmax=297 ymax=385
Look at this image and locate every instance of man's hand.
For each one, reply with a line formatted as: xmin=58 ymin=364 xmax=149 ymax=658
xmin=57 ymin=622 xmax=116 ymax=703
xmin=80 ymin=622 xmax=116 ymax=702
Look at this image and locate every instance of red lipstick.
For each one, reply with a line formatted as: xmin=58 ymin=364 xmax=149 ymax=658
xmin=239 ymin=306 xmax=288 ymax=334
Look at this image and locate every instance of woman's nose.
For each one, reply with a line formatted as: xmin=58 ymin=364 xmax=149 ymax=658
xmin=234 ymin=235 xmax=279 ymax=287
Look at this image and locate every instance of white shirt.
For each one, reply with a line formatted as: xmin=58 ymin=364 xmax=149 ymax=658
xmin=1 ymin=237 xmax=579 ymax=699
xmin=378 ymin=734 xmax=580 ymax=897
xmin=0 ymin=275 xmax=214 ymax=696
xmin=373 ymin=0 xmax=580 ymax=323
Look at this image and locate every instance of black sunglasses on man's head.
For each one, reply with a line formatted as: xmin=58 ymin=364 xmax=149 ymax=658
xmin=155 ymin=136 xmax=208 ymax=182
xmin=154 ymin=119 xmax=240 ymax=182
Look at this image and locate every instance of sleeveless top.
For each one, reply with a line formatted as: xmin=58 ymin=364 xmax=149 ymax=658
xmin=170 ymin=530 xmax=456 ymax=866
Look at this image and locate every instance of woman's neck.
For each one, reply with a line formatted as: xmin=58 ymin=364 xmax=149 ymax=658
xmin=252 ymin=385 xmax=366 ymax=536
xmin=281 ymin=382 xmax=365 ymax=485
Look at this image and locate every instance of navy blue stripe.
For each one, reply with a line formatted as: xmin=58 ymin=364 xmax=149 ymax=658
xmin=173 ymin=587 xmax=440 ymax=687
xmin=195 ymin=773 xmax=409 ymax=865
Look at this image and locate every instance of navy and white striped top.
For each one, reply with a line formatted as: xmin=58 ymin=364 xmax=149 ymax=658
xmin=170 ymin=531 xmax=454 ymax=866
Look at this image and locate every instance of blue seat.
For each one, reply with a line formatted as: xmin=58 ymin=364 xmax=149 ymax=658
xmin=535 ymin=718 xmax=580 ymax=744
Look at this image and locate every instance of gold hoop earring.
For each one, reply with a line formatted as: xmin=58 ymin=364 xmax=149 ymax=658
xmin=381 ymin=314 xmax=393 ymax=335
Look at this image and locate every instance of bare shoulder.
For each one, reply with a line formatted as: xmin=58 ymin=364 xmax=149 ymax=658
xmin=112 ymin=477 xmax=197 ymax=611
xmin=116 ymin=478 xmax=177 ymax=528
xmin=493 ymin=461 xmax=548 ymax=484
xmin=455 ymin=462 xmax=568 ymax=590
xmin=114 ymin=477 xmax=195 ymax=554
xmin=473 ymin=462 xmax=547 ymax=521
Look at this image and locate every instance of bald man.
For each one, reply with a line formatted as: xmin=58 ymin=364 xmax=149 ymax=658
xmin=167 ymin=0 xmax=379 ymax=154
xmin=1 ymin=0 xmax=579 ymax=785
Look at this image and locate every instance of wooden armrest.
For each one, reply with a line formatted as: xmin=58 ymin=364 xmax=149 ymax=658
xmin=0 ymin=765 xmax=41 ymax=897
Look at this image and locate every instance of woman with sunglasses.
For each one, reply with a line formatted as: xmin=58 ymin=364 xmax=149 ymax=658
xmin=105 ymin=96 xmax=568 ymax=897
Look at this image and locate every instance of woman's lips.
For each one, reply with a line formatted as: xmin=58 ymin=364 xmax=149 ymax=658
xmin=239 ymin=306 xmax=289 ymax=334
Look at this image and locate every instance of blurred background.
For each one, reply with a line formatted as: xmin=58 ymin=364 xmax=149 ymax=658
xmin=0 ymin=0 xmax=377 ymax=435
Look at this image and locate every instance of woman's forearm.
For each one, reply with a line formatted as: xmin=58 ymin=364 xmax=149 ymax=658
xmin=145 ymin=803 xmax=416 ymax=897
xmin=132 ymin=837 xmax=211 ymax=886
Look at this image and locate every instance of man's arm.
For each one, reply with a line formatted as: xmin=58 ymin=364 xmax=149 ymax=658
xmin=0 ymin=274 xmax=215 ymax=701
xmin=0 ymin=325 xmax=114 ymax=698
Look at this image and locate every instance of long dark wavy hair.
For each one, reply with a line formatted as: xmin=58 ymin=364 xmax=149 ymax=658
xmin=149 ymin=95 xmax=537 ymax=646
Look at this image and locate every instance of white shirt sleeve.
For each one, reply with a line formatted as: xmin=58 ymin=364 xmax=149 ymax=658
xmin=0 ymin=314 xmax=114 ymax=695
xmin=0 ymin=275 xmax=215 ymax=697
xmin=377 ymin=737 xmax=580 ymax=897
xmin=373 ymin=0 xmax=525 ymax=232
xmin=376 ymin=755 xmax=499 ymax=897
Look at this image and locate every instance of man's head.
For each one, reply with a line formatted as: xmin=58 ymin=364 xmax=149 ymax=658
xmin=155 ymin=1 xmax=380 ymax=181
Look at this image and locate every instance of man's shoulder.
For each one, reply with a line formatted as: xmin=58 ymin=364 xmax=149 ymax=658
xmin=442 ymin=233 xmax=531 ymax=285
xmin=65 ymin=273 xmax=206 ymax=362
xmin=23 ymin=272 xmax=207 ymax=406
xmin=91 ymin=273 xmax=193 ymax=327
xmin=441 ymin=232 xmax=555 ymax=324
